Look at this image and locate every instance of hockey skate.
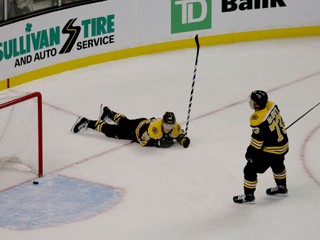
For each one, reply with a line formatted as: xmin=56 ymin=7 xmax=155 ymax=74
xmin=266 ymin=186 xmax=288 ymax=196
xmin=233 ymin=194 xmax=255 ymax=204
xmin=99 ymin=104 xmax=112 ymax=122
xmin=71 ymin=117 xmax=89 ymax=133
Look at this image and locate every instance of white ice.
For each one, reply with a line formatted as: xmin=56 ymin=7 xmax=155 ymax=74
xmin=1 ymin=36 xmax=320 ymax=239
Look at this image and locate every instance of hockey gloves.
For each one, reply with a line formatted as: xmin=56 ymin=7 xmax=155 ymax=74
xmin=245 ymin=151 xmax=253 ymax=163
xmin=155 ymin=136 xmax=174 ymax=148
xmin=177 ymin=134 xmax=190 ymax=148
xmin=245 ymin=146 xmax=260 ymax=162
xmin=155 ymin=135 xmax=190 ymax=148
xmin=155 ymin=134 xmax=190 ymax=148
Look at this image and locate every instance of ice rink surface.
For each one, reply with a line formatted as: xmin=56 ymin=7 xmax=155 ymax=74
xmin=0 ymin=36 xmax=320 ymax=239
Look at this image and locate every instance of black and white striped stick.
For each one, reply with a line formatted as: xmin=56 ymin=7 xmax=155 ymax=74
xmin=185 ymin=34 xmax=200 ymax=135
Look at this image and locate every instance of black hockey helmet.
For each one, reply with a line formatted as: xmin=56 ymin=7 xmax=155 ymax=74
xmin=163 ymin=112 xmax=176 ymax=125
xmin=250 ymin=90 xmax=268 ymax=109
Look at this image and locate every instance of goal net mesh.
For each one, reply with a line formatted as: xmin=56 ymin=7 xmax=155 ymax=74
xmin=0 ymin=91 xmax=43 ymax=177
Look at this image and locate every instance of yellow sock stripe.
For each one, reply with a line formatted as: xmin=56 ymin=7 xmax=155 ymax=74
xmin=113 ymin=113 xmax=120 ymax=122
xmin=243 ymin=179 xmax=258 ymax=189
xmin=94 ymin=121 xmax=105 ymax=132
xmin=99 ymin=122 xmax=105 ymax=132
xmin=273 ymin=168 xmax=287 ymax=180
xmin=113 ymin=113 xmax=125 ymax=124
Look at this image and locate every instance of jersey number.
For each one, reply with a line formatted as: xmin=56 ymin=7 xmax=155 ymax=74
xmin=269 ymin=114 xmax=286 ymax=142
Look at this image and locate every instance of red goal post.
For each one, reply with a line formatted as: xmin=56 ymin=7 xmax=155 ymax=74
xmin=0 ymin=92 xmax=43 ymax=177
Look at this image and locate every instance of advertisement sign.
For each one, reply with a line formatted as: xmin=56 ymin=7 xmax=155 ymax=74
xmin=0 ymin=0 xmax=132 ymax=80
xmin=171 ymin=0 xmax=212 ymax=33
xmin=1 ymin=0 xmax=320 ymax=81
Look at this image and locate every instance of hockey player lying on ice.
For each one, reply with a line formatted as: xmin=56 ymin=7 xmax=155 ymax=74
xmin=72 ymin=105 xmax=190 ymax=148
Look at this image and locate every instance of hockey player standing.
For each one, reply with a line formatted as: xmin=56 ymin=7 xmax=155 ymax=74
xmin=72 ymin=106 xmax=190 ymax=148
xmin=233 ymin=90 xmax=289 ymax=203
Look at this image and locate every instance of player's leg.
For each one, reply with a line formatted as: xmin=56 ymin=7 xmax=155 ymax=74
xmin=99 ymin=105 xmax=126 ymax=125
xmin=266 ymin=157 xmax=288 ymax=195
xmin=233 ymin=162 xmax=257 ymax=203
xmin=233 ymin=157 xmax=269 ymax=204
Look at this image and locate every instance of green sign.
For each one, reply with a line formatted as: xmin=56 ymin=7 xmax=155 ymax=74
xmin=171 ymin=0 xmax=212 ymax=33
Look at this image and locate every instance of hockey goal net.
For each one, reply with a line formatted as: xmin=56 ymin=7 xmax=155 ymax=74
xmin=0 ymin=91 xmax=43 ymax=177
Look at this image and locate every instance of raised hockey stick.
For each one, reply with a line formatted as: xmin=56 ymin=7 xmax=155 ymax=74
xmin=285 ymin=102 xmax=320 ymax=130
xmin=185 ymin=34 xmax=200 ymax=135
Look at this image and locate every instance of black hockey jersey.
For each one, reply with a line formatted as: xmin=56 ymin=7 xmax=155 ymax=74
xmin=249 ymin=101 xmax=289 ymax=155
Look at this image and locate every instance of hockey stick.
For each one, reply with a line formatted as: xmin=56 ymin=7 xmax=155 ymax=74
xmin=285 ymin=102 xmax=320 ymax=130
xmin=185 ymin=34 xmax=200 ymax=135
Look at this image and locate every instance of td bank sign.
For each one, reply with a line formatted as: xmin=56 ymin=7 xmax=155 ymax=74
xmin=171 ymin=0 xmax=287 ymax=34
xmin=171 ymin=0 xmax=212 ymax=34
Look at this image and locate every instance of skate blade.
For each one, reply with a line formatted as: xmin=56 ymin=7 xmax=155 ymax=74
xmin=70 ymin=116 xmax=82 ymax=132
xmin=234 ymin=200 xmax=256 ymax=205
xmin=99 ymin=104 xmax=103 ymax=120
xmin=98 ymin=103 xmax=106 ymax=121
xmin=267 ymin=193 xmax=288 ymax=197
